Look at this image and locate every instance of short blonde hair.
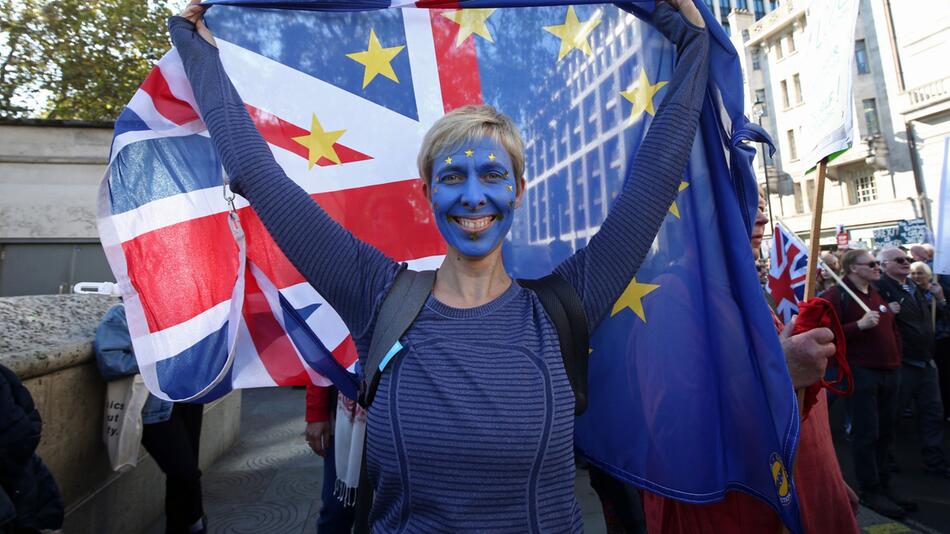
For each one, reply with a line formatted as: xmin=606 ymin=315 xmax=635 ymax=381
xmin=417 ymin=105 xmax=525 ymax=190
xmin=910 ymin=261 xmax=932 ymax=276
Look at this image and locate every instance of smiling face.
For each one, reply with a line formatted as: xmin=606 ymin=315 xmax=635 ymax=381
xmin=428 ymin=137 xmax=521 ymax=258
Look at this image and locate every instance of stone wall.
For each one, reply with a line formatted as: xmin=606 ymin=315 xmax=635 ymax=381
xmin=1 ymin=294 xmax=241 ymax=534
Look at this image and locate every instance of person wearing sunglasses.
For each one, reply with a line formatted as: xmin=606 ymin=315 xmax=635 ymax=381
xmin=820 ymin=249 xmax=910 ymax=518
xmin=876 ymin=247 xmax=950 ymax=481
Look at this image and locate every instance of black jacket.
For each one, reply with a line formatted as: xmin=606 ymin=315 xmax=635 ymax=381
xmin=0 ymin=364 xmax=64 ymax=532
xmin=875 ymin=275 xmax=935 ymax=363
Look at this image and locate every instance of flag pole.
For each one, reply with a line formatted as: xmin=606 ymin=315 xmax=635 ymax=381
xmin=803 ymin=159 xmax=828 ymax=301
xmin=779 ymin=157 xmax=829 ymax=534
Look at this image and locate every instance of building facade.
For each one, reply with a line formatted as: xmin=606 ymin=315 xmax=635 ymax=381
xmin=726 ymin=0 xmax=929 ymax=250
xmin=0 ymin=120 xmax=115 ymax=296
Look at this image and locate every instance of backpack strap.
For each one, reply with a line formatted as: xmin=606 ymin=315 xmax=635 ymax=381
xmin=518 ymin=273 xmax=589 ymax=416
xmin=354 ymin=268 xmax=434 ymax=534
xmin=358 ymin=269 xmax=436 ymax=409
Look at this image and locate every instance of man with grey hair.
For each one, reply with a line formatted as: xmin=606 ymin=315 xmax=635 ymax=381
xmin=875 ymin=247 xmax=950 ymax=479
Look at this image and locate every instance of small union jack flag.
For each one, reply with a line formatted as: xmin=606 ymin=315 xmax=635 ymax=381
xmin=767 ymin=222 xmax=809 ymax=323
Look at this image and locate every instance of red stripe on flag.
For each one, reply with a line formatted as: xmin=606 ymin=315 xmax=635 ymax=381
xmin=140 ymin=67 xmax=200 ymax=125
xmin=122 ymin=212 xmax=239 ymax=332
xmin=123 ymin=180 xmax=443 ymax=334
xmin=243 ymin=180 xmax=446 ymax=288
xmin=246 ymin=105 xmax=372 ymax=167
xmin=332 ymin=335 xmax=359 ymax=370
xmin=429 ymin=9 xmax=484 ymax=111
xmin=242 ymin=271 xmax=311 ymax=386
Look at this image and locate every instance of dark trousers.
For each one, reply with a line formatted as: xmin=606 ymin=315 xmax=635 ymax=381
xmin=850 ymin=365 xmax=900 ymax=492
xmin=141 ymin=403 xmax=204 ymax=534
xmin=316 ymin=442 xmax=355 ymax=534
xmin=935 ymin=338 xmax=950 ymax=419
xmin=899 ymin=361 xmax=947 ymax=467
xmin=588 ymin=465 xmax=646 ymax=534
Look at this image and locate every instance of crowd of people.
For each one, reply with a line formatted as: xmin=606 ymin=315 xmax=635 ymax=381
xmin=757 ymin=241 xmax=950 ymax=521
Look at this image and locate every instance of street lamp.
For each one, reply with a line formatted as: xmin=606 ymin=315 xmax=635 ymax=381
xmin=751 ymin=99 xmax=776 ymax=228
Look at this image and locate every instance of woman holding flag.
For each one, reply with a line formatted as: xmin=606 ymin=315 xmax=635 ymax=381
xmin=170 ymin=0 xmax=708 ymax=531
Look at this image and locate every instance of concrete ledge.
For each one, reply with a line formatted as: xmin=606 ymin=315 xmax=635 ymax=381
xmin=0 ymin=294 xmax=116 ymax=378
xmin=2 ymin=294 xmax=242 ymax=534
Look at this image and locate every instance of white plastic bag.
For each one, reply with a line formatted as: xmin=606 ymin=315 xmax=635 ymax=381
xmin=103 ymin=374 xmax=149 ymax=472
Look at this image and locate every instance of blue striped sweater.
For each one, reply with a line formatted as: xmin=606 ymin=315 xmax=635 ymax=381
xmin=170 ymin=5 xmax=708 ymax=531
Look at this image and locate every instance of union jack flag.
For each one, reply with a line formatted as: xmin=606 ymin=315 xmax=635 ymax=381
xmin=767 ymin=222 xmax=809 ymax=323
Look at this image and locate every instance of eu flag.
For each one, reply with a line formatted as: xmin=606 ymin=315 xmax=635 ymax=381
xmin=104 ymin=0 xmax=800 ymax=530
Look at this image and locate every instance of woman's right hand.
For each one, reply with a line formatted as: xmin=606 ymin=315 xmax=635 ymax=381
xmin=179 ymin=0 xmax=216 ymax=47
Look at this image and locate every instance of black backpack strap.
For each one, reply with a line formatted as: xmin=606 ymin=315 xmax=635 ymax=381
xmin=519 ymin=273 xmax=589 ymax=416
xmin=354 ymin=268 xmax=435 ymax=534
xmin=359 ymin=269 xmax=436 ymax=409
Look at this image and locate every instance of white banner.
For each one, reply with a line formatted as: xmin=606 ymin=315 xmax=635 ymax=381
xmin=800 ymin=0 xmax=861 ymax=170
xmin=935 ymin=136 xmax=950 ymax=275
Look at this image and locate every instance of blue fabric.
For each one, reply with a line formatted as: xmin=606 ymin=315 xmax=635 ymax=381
xmin=170 ymin=1 xmax=800 ymax=531
xmin=94 ymin=305 xmax=174 ymax=424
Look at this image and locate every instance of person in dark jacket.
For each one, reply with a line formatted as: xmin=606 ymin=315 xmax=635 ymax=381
xmin=875 ymin=247 xmax=950 ymax=479
xmin=821 ymin=249 xmax=911 ymax=518
xmin=0 ymin=363 xmax=64 ymax=534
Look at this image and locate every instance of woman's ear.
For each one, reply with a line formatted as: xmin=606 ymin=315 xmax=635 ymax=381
xmin=514 ymin=176 xmax=527 ymax=208
xmin=422 ymin=178 xmax=431 ymax=201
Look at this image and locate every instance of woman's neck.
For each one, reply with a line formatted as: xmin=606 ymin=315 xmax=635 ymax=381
xmin=433 ymin=247 xmax=511 ymax=308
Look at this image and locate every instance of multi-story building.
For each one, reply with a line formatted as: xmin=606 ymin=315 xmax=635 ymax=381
xmin=727 ymin=0 xmax=928 ymax=249
xmin=868 ymin=1 xmax=950 ymax=228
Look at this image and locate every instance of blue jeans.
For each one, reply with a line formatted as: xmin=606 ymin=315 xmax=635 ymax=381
xmin=317 ymin=442 xmax=355 ymax=534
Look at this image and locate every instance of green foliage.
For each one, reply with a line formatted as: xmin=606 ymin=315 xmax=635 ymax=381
xmin=0 ymin=0 xmax=173 ymax=121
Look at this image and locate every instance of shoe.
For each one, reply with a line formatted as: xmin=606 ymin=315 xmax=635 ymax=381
xmin=883 ymin=488 xmax=918 ymax=512
xmin=924 ymin=463 xmax=950 ymax=479
xmin=861 ymin=492 xmax=907 ymax=519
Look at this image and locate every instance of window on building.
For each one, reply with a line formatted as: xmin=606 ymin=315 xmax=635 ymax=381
xmin=754 ymin=89 xmax=768 ymax=115
xmin=742 ymin=29 xmax=750 ymax=42
xmin=855 ymin=39 xmax=870 ymax=74
xmin=793 ymin=182 xmax=804 ymax=213
xmin=720 ymin=0 xmax=731 ymax=23
xmin=850 ymin=174 xmax=878 ymax=204
xmin=754 ymin=0 xmax=765 ymax=19
xmin=786 ymin=33 xmax=796 ymax=54
xmin=863 ymin=98 xmax=881 ymax=136
xmin=736 ymin=0 xmax=748 ymax=9
xmin=704 ymin=0 xmax=715 ymax=13
xmin=752 ymin=50 xmax=761 ymax=70
xmin=775 ymin=40 xmax=784 ymax=60
xmin=806 ymin=178 xmax=816 ymax=211
xmin=780 ymin=80 xmax=790 ymax=108
xmin=787 ymin=129 xmax=798 ymax=160
xmin=793 ymin=73 xmax=802 ymax=104
xmin=769 ymin=0 xmax=778 ymax=10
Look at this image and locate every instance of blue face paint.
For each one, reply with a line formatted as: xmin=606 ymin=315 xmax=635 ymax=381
xmin=430 ymin=137 xmax=517 ymax=258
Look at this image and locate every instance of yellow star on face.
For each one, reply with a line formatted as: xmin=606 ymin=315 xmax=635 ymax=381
xmin=464 ymin=149 xmax=474 ymax=157
xmin=621 ymin=69 xmax=668 ymax=120
xmin=346 ymin=29 xmax=406 ymax=90
xmin=441 ymin=9 xmax=496 ymax=47
xmin=543 ymin=6 xmax=602 ymax=62
xmin=444 ymin=156 xmax=453 ymax=164
xmin=488 ymin=153 xmax=496 ymax=161
xmin=668 ymin=181 xmax=690 ymax=218
xmin=610 ymin=277 xmax=661 ymax=322
xmin=292 ymin=114 xmax=346 ymax=169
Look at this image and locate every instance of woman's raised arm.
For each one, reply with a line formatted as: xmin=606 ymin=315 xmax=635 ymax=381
xmin=168 ymin=5 xmax=399 ymax=339
xmin=554 ymin=1 xmax=710 ymax=331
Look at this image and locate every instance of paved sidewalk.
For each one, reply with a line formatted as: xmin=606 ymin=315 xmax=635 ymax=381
xmin=147 ymin=387 xmax=930 ymax=534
